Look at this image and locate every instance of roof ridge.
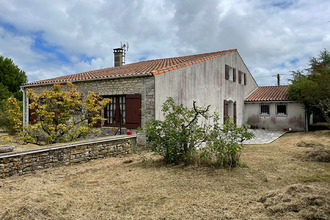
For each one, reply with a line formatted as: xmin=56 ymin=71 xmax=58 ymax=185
xmin=258 ymin=85 xmax=289 ymax=88
xmin=246 ymin=85 xmax=291 ymax=102
xmin=22 ymin=49 xmax=238 ymax=86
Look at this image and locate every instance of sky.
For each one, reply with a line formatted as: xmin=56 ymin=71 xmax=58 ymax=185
xmin=0 ymin=0 xmax=329 ymax=86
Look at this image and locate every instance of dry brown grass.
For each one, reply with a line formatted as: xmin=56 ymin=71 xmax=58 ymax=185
xmin=0 ymin=131 xmax=329 ymax=219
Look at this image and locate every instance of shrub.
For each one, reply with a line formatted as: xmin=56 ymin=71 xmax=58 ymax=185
xmin=143 ymin=97 xmax=253 ymax=168
xmin=202 ymin=116 xmax=254 ymax=168
xmin=0 ymin=97 xmax=22 ymax=134
xmin=21 ymin=82 xmax=110 ymax=145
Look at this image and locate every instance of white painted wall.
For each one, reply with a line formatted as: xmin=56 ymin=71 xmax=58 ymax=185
xmin=154 ymin=52 xmax=258 ymax=126
xmin=244 ymin=102 xmax=306 ymax=131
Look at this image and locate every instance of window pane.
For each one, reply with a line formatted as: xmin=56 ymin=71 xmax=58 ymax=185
xmin=102 ymin=95 xmax=127 ymax=126
xmin=261 ymin=104 xmax=269 ymax=114
xmin=277 ymin=105 xmax=286 ymax=115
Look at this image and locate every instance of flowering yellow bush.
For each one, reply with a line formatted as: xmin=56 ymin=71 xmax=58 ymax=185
xmin=22 ymin=82 xmax=110 ymax=145
xmin=1 ymin=136 xmax=13 ymax=142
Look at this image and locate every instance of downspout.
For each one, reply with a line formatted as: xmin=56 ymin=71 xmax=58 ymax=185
xmin=305 ymin=107 xmax=309 ymax=131
xmin=21 ymin=87 xmax=27 ymax=127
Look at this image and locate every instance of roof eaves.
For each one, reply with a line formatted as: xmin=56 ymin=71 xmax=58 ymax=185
xmin=21 ymin=72 xmax=153 ymax=88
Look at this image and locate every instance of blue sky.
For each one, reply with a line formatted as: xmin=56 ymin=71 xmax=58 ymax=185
xmin=0 ymin=0 xmax=329 ymax=86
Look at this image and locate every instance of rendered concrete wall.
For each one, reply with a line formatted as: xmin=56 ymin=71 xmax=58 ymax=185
xmin=244 ymin=102 xmax=306 ymax=131
xmin=154 ymin=52 xmax=258 ymax=126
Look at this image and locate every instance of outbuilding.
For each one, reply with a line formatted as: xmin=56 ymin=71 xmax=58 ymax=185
xmin=244 ymin=85 xmax=307 ymax=131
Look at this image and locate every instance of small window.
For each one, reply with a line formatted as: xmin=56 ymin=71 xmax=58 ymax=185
xmin=277 ymin=104 xmax=287 ymax=115
xmin=229 ymin=68 xmax=234 ymax=81
xmin=226 ymin=65 xmax=236 ymax=81
xmin=104 ymin=95 xmax=126 ymax=126
xmin=260 ymin=104 xmax=269 ymax=115
xmin=102 ymin=94 xmax=141 ymax=129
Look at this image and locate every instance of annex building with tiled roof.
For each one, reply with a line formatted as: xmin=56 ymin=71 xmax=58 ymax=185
xmin=21 ymin=48 xmax=307 ymax=144
xmin=244 ymin=85 xmax=306 ymax=130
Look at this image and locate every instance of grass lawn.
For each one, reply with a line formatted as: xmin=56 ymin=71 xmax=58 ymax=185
xmin=0 ymin=131 xmax=329 ymax=219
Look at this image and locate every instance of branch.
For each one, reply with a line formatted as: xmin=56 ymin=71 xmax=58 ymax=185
xmin=182 ymin=101 xmax=211 ymax=129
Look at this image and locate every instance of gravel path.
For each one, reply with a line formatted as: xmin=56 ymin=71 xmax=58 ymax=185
xmin=243 ymin=129 xmax=286 ymax=145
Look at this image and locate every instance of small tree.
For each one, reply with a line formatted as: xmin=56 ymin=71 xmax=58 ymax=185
xmin=22 ymin=82 xmax=110 ymax=145
xmin=288 ymin=49 xmax=330 ymax=128
xmin=144 ymin=97 xmax=210 ymax=164
xmin=144 ymin=97 xmax=253 ymax=167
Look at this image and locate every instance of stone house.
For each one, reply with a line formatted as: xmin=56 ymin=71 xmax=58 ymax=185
xmin=244 ymin=85 xmax=307 ymax=131
xmin=21 ymin=49 xmax=259 ymax=143
xmin=22 ymin=49 xmax=307 ymax=143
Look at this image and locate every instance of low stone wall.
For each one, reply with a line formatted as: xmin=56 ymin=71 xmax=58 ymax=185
xmin=0 ymin=135 xmax=136 ymax=178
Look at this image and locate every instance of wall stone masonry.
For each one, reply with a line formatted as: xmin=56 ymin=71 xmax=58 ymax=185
xmin=0 ymin=135 xmax=136 ymax=178
xmin=23 ymin=76 xmax=155 ymax=145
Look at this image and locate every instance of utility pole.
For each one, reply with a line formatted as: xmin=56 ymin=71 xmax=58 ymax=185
xmin=277 ymin=74 xmax=280 ymax=86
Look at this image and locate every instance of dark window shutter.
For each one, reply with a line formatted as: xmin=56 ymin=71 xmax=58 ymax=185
xmin=29 ymin=100 xmax=37 ymax=125
xmin=233 ymin=68 xmax=236 ymax=82
xmin=225 ymin=65 xmax=229 ymax=80
xmin=94 ymin=115 xmax=102 ymax=127
xmin=89 ymin=113 xmax=101 ymax=127
xmin=224 ymin=100 xmax=228 ymax=123
xmin=233 ymin=101 xmax=237 ymax=125
xmin=244 ymin=73 xmax=247 ymax=85
xmin=238 ymin=70 xmax=242 ymax=84
xmin=126 ymin=94 xmax=141 ymax=129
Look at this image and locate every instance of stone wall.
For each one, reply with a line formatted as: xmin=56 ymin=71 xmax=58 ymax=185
xmin=0 ymin=135 xmax=136 ymax=178
xmin=23 ymin=76 xmax=155 ymax=144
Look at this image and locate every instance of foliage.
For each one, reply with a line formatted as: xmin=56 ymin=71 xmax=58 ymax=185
xmin=0 ymin=97 xmax=23 ymax=134
xmin=288 ymin=49 xmax=330 ymax=128
xmin=21 ymin=82 xmax=110 ymax=145
xmin=201 ymin=116 xmax=254 ymax=168
xmin=144 ymin=97 xmax=210 ymax=164
xmin=0 ymin=56 xmax=27 ymax=101
xmin=143 ymin=97 xmax=253 ymax=167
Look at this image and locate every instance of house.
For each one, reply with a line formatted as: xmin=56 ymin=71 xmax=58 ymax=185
xmin=244 ymin=85 xmax=307 ymax=131
xmin=21 ymin=48 xmax=305 ymax=144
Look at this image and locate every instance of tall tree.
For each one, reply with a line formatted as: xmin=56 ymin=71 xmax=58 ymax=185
xmin=288 ymin=49 xmax=330 ymax=128
xmin=0 ymin=56 xmax=27 ymax=101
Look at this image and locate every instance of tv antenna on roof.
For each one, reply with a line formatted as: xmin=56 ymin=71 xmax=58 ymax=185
xmin=121 ymin=42 xmax=129 ymax=51
xmin=120 ymin=42 xmax=129 ymax=65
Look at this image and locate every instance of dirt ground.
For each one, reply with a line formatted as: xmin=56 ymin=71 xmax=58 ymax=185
xmin=0 ymin=131 xmax=329 ymax=219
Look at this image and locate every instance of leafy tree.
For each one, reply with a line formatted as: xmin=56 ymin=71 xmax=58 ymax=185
xmin=288 ymin=49 xmax=330 ymax=128
xmin=0 ymin=97 xmax=22 ymax=134
xmin=143 ymin=97 xmax=253 ymax=167
xmin=21 ymin=82 xmax=110 ymax=145
xmin=0 ymin=56 xmax=27 ymax=101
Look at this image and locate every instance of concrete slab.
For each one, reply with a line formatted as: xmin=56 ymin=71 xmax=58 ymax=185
xmin=243 ymin=129 xmax=286 ymax=145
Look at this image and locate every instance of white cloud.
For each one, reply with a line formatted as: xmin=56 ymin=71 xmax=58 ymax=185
xmin=0 ymin=0 xmax=329 ymax=86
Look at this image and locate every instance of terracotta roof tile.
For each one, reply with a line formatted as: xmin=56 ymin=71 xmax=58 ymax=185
xmin=23 ymin=49 xmax=237 ymax=86
xmin=245 ymin=85 xmax=291 ymax=102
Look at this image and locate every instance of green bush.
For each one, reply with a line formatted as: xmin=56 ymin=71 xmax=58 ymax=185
xmin=202 ymin=116 xmax=254 ymax=168
xmin=0 ymin=98 xmax=23 ymax=134
xmin=143 ymin=97 xmax=254 ymax=168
